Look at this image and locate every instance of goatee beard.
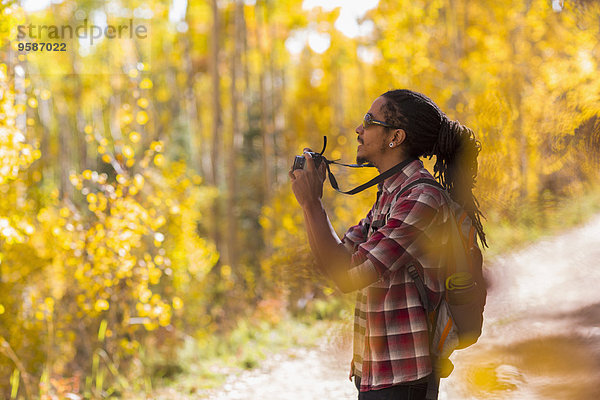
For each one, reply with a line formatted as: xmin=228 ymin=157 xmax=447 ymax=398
xmin=356 ymin=155 xmax=369 ymax=165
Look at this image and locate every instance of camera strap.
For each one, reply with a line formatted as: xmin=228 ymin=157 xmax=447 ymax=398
xmin=323 ymin=157 xmax=416 ymax=195
xmin=310 ymin=136 xmax=417 ymax=195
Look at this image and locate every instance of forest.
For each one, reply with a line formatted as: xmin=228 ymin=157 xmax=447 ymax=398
xmin=1 ymin=0 xmax=599 ymax=398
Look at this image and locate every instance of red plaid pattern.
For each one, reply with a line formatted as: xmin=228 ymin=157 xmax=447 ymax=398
xmin=342 ymin=159 xmax=449 ymax=392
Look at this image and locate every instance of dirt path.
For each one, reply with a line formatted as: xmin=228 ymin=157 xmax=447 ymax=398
xmin=200 ymin=332 xmax=356 ymax=400
xmin=195 ymin=214 xmax=600 ymax=400
xmin=442 ymin=213 xmax=600 ymax=399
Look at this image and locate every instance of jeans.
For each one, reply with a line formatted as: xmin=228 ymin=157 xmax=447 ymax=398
xmin=354 ymin=376 xmax=430 ymax=400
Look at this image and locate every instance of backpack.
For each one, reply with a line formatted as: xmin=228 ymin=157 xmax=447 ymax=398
xmin=396 ymin=178 xmax=486 ymax=397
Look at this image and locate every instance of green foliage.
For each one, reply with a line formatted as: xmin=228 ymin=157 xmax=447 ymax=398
xmin=485 ymin=185 xmax=600 ymax=259
xmin=146 ymin=315 xmax=335 ymax=395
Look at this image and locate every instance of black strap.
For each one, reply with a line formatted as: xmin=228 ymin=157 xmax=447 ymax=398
xmin=305 ymin=135 xmax=418 ymax=195
xmin=402 ymin=178 xmax=447 ymax=320
xmin=402 ymin=179 xmax=446 ymax=400
xmin=324 ymin=157 xmax=416 ymax=195
xmin=407 ymin=264 xmax=434 ymax=346
xmin=426 ymin=374 xmax=440 ymax=400
xmin=408 ymin=264 xmax=441 ymax=399
xmin=407 ymin=265 xmax=433 ymax=313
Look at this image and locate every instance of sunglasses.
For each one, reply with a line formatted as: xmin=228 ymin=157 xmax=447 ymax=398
xmin=363 ymin=113 xmax=397 ymax=129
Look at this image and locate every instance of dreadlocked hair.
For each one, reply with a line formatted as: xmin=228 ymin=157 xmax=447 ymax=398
xmin=381 ymin=89 xmax=487 ymax=248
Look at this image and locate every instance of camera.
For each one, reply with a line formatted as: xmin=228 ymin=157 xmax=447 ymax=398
xmin=290 ymin=136 xmax=378 ymax=194
xmin=291 ymin=136 xmax=328 ymax=171
xmin=292 ymin=152 xmax=324 ymax=171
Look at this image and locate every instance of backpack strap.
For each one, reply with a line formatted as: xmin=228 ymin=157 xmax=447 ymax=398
xmin=407 ymin=265 xmax=433 ymax=313
xmin=398 ymin=177 xmax=446 ymax=319
xmin=407 ymin=264 xmax=435 ymax=345
xmin=401 ymin=179 xmax=446 ymax=400
xmin=425 ymin=374 xmax=441 ymax=400
xmin=396 ymin=178 xmax=445 ymax=200
xmin=408 ymin=264 xmax=441 ymax=400
xmin=399 ymin=178 xmax=471 ymax=277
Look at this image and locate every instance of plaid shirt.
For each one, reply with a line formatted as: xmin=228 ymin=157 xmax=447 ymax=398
xmin=342 ymin=159 xmax=449 ymax=392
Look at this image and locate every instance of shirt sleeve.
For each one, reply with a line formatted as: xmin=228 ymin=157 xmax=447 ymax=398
xmin=346 ymin=188 xmax=446 ymax=290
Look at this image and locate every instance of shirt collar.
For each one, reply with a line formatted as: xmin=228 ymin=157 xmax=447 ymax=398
xmin=377 ymin=158 xmax=424 ymax=194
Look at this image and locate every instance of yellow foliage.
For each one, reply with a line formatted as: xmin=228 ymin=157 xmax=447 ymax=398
xmin=129 ymin=131 xmax=141 ymax=143
xmin=1 ymin=0 xmax=600 ymax=394
xmin=140 ymin=78 xmax=153 ymax=89
xmin=136 ymin=111 xmax=149 ymax=125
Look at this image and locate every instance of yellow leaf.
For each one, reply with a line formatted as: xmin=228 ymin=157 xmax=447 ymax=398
xmin=144 ymin=321 xmax=157 ymax=331
xmin=221 ymin=264 xmax=231 ymax=278
xmin=139 ymin=288 xmax=152 ymax=303
xmin=137 ymin=98 xmax=149 ymax=108
xmin=136 ymin=111 xmax=149 ymax=125
xmin=140 ymin=78 xmax=153 ymax=89
xmin=133 ymin=174 xmax=144 ymax=189
xmin=172 ymin=297 xmax=183 ymax=310
xmin=153 ymin=154 xmax=164 ymax=167
xmin=154 ymin=215 xmax=165 ymax=228
xmin=121 ymin=113 xmax=133 ymax=125
xmin=159 ymin=313 xmax=170 ymax=327
xmin=149 ymin=268 xmax=162 ymax=284
xmin=150 ymin=141 xmax=163 ymax=152
xmin=44 ymin=297 xmax=54 ymax=309
xmin=129 ymin=131 xmax=141 ymax=143
xmin=94 ymin=299 xmax=110 ymax=312
xmin=122 ymin=145 xmax=134 ymax=158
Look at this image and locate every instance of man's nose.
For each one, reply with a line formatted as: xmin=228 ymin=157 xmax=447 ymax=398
xmin=355 ymin=124 xmax=363 ymax=135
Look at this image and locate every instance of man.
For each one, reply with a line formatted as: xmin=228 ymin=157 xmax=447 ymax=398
xmin=289 ymin=89 xmax=486 ymax=399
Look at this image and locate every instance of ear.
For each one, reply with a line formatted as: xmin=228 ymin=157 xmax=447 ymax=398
xmin=393 ymin=129 xmax=406 ymax=146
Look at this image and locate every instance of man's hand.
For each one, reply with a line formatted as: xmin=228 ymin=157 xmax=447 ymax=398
xmin=289 ymin=148 xmax=327 ymax=208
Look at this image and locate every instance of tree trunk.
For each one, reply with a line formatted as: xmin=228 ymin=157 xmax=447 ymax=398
xmin=184 ymin=0 xmax=201 ymax=174
xmin=58 ymin=109 xmax=72 ymax=200
xmin=210 ymin=0 xmax=223 ymax=261
xmin=257 ymin=4 xmax=272 ymax=205
xmin=225 ymin=0 xmax=244 ymax=270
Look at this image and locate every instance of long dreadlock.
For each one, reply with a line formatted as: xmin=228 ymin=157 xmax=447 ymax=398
xmin=381 ymin=89 xmax=488 ymax=248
